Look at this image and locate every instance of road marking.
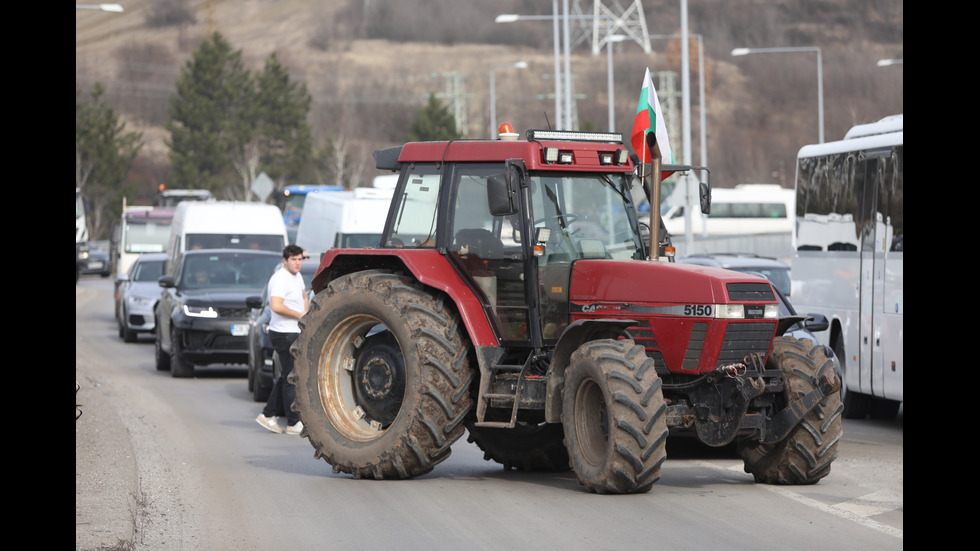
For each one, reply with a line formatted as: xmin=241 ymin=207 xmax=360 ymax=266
xmin=834 ymin=489 xmax=903 ymax=517
xmin=763 ymin=485 xmax=902 ymax=539
xmin=701 ymin=461 xmax=903 ymax=540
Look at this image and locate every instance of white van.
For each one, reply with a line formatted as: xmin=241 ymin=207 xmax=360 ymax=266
xmin=662 ymin=183 xmax=794 ymax=236
xmin=295 ymin=187 xmax=394 ymax=258
xmin=166 ymin=201 xmax=288 ymax=274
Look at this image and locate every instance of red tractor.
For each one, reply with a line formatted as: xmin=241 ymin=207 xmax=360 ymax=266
xmin=292 ymin=127 xmax=842 ymax=494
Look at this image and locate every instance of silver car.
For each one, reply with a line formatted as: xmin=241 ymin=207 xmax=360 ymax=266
xmin=114 ymin=252 xmax=166 ymax=342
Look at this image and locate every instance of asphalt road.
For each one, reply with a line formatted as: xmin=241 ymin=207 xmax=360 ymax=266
xmin=76 ymin=275 xmax=903 ymax=551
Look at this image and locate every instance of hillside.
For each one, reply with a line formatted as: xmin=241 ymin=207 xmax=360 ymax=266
xmin=75 ymin=0 xmax=903 ymax=205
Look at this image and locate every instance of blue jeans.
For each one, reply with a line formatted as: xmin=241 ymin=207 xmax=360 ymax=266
xmin=262 ymin=330 xmax=300 ymax=426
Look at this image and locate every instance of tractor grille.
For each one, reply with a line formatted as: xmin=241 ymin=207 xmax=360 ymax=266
xmin=628 ymin=319 xmax=776 ymax=372
xmin=726 ymin=282 xmax=775 ymax=301
xmin=717 ymin=321 xmax=777 ymax=366
xmin=682 ymin=322 xmax=709 ymax=371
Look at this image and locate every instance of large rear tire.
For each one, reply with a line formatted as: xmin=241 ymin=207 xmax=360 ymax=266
xmin=465 ymin=421 xmax=570 ymax=472
xmin=561 ymin=339 xmax=668 ymax=494
xmin=738 ymin=336 xmax=844 ymax=484
xmin=292 ymin=271 xmax=475 ymax=479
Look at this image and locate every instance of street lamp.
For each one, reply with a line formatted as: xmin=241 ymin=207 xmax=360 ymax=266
xmin=732 ymin=46 xmax=824 ymax=143
xmin=75 ymin=3 xmax=124 ymax=11
xmin=606 ymin=35 xmax=627 ymax=132
xmin=877 ymin=59 xmax=903 ymax=67
xmin=496 ymin=2 xmax=563 ymax=129
xmin=490 ymin=61 xmax=528 ymax=139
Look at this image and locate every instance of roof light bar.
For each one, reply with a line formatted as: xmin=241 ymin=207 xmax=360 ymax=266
xmin=527 ymin=129 xmax=623 ymax=143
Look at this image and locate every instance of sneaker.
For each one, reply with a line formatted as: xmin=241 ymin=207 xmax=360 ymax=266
xmin=256 ymin=413 xmax=283 ymax=434
xmin=285 ymin=421 xmax=304 ymax=436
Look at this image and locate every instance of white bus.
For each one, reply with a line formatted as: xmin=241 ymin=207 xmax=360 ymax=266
xmin=661 ymin=183 xmax=794 ymax=236
xmin=792 ymin=114 xmax=902 ymax=420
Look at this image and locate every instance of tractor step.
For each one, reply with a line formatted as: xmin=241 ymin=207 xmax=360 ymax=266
xmin=473 ymin=355 xmax=533 ymax=429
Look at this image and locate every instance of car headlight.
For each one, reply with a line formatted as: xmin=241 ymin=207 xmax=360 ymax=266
xmin=183 ymin=304 xmax=218 ymax=318
xmin=127 ymin=295 xmax=155 ymax=307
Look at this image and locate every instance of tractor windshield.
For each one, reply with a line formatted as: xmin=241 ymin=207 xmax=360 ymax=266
xmin=528 ymin=171 xmax=645 ymax=262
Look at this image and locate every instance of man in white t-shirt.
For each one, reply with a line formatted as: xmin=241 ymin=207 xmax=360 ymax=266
xmin=256 ymin=244 xmax=309 ymax=435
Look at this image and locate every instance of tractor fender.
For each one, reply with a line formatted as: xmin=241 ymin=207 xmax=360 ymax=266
xmin=544 ymin=318 xmax=636 ymax=423
xmin=313 ymin=249 xmax=498 ymax=347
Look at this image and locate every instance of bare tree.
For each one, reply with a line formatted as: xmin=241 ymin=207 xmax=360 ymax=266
xmin=231 ymin=140 xmax=261 ymax=201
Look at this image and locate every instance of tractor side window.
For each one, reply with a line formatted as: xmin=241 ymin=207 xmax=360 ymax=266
xmin=388 ymin=165 xmax=441 ymax=248
xmin=451 ymin=167 xmax=504 ymax=259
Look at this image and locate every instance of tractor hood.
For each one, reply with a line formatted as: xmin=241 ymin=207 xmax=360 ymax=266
xmin=569 ymin=260 xmax=775 ymax=305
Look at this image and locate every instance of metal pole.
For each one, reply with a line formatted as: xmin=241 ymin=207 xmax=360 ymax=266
xmin=681 ymin=0 xmax=694 ymax=253
xmin=698 ymin=35 xmax=706 ymax=167
xmin=553 ymin=0 xmax=562 ymax=129
xmin=607 ymin=39 xmax=615 ymax=132
xmin=490 ymin=69 xmax=498 ymax=139
xmin=562 ymin=0 xmax=573 ymax=130
xmin=816 ymin=47 xmax=824 ymax=143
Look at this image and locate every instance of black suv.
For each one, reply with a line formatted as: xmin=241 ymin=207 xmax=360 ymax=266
xmin=154 ymin=249 xmax=282 ymax=378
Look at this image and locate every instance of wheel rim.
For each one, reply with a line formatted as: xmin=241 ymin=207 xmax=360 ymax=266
xmin=573 ymin=378 xmax=608 ymax=467
xmin=318 ymin=315 xmax=402 ymax=441
xmin=352 ymin=331 xmax=405 ymax=427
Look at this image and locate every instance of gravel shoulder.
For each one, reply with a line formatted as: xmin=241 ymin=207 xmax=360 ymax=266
xmin=76 ymin=283 xmax=209 ymax=551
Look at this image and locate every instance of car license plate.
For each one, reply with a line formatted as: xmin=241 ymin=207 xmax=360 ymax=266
xmin=231 ymin=324 xmax=248 ymax=336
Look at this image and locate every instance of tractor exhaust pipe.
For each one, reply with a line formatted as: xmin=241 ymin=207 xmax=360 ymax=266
xmin=646 ymin=133 xmax=663 ymax=261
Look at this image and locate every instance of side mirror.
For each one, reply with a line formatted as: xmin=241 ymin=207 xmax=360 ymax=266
xmin=245 ymin=296 xmax=263 ymax=309
xmin=699 ymin=182 xmax=711 ymax=215
xmin=804 ymin=312 xmax=829 ymax=333
xmin=488 ymin=159 xmax=524 ymax=216
xmin=158 ymin=275 xmax=176 ymax=288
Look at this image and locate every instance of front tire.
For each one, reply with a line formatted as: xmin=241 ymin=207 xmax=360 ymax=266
xmin=561 ymin=339 xmax=668 ymax=494
xmin=154 ymin=323 xmax=170 ymax=371
xmin=738 ymin=336 xmax=844 ymax=485
xmin=170 ymin=327 xmax=195 ymax=378
xmin=292 ymin=271 xmax=475 ymax=479
xmin=121 ymin=312 xmax=137 ymax=343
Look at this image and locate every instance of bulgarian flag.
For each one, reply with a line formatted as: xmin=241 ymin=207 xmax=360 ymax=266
xmin=631 ymin=68 xmax=674 ymax=177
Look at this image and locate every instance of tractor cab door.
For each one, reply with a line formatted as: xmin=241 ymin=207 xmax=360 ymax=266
xmin=448 ymin=164 xmax=531 ymax=344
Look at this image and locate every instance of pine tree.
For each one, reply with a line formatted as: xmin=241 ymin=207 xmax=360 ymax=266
xmin=407 ymin=94 xmax=461 ymax=142
xmin=166 ymin=32 xmax=253 ymax=197
xmin=253 ymin=53 xmax=315 ymax=195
